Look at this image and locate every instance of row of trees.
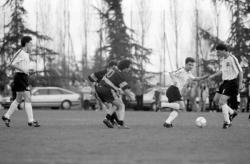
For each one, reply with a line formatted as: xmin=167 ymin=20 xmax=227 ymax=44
xmin=199 ymin=0 xmax=250 ymax=82
xmin=1 ymin=0 xmax=249 ymax=93
xmin=0 ymin=0 xmax=152 ymax=92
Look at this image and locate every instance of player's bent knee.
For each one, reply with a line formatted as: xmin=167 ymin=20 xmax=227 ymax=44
xmin=218 ymin=99 xmax=226 ymax=106
xmin=15 ymin=96 xmax=23 ymax=103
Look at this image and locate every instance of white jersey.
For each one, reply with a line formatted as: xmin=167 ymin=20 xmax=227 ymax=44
xmin=221 ymin=54 xmax=242 ymax=80
xmin=170 ymin=67 xmax=195 ymax=90
xmin=11 ymin=49 xmax=30 ymax=74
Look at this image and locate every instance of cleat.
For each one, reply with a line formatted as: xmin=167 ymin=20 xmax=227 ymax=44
xmin=2 ymin=116 xmax=11 ymax=127
xmin=229 ymin=111 xmax=238 ymax=122
xmin=28 ymin=121 xmax=40 ymax=127
xmin=103 ymin=119 xmax=114 ymax=128
xmin=117 ymin=124 xmax=130 ymax=129
xmin=116 ymin=120 xmax=129 ymax=129
xmin=111 ymin=120 xmax=118 ymax=127
xmin=222 ymin=122 xmax=231 ymax=129
xmin=163 ymin=122 xmax=173 ymax=128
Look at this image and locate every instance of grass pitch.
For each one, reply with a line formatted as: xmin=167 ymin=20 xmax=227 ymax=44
xmin=0 ymin=110 xmax=250 ymax=164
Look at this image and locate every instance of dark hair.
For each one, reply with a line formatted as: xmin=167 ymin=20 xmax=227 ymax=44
xmin=107 ymin=60 xmax=117 ymax=68
xmin=215 ymin=44 xmax=228 ymax=51
xmin=185 ymin=57 xmax=195 ymax=64
xmin=118 ymin=59 xmax=131 ymax=70
xmin=21 ymin=36 xmax=32 ymax=47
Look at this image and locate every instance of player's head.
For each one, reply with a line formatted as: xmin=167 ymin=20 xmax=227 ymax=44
xmin=118 ymin=59 xmax=131 ymax=72
xmin=215 ymin=43 xmax=228 ymax=58
xmin=106 ymin=60 xmax=117 ymax=71
xmin=185 ymin=57 xmax=195 ymax=71
xmin=21 ymin=36 xmax=32 ymax=51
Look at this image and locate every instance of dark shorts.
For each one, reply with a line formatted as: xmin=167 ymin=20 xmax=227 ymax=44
xmin=217 ymin=79 xmax=238 ymax=97
xmin=13 ymin=72 xmax=29 ymax=92
xmin=95 ymin=85 xmax=115 ymax=103
xmin=166 ymin=85 xmax=182 ymax=103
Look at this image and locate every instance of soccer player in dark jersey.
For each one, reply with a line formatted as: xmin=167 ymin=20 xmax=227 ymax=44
xmin=95 ymin=59 xmax=135 ymax=129
xmin=88 ymin=61 xmax=119 ymax=127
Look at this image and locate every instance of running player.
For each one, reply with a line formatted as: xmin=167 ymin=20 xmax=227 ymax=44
xmin=209 ymin=44 xmax=242 ymax=129
xmin=88 ymin=61 xmax=119 ymax=127
xmin=95 ymin=59 xmax=135 ymax=129
xmin=163 ymin=57 xmax=208 ymax=128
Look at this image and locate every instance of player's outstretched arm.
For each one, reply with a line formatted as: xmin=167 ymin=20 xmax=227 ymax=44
xmin=208 ymin=70 xmax=222 ymax=80
xmin=193 ymin=74 xmax=210 ymax=81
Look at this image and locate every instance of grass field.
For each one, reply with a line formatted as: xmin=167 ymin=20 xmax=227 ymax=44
xmin=0 ymin=110 xmax=250 ymax=164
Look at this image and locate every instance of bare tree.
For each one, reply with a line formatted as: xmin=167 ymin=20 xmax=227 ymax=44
xmin=136 ymin=0 xmax=151 ymax=87
xmin=82 ymin=0 xmax=90 ymax=70
xmin=169 ymin=0 xmax=179 ymax=68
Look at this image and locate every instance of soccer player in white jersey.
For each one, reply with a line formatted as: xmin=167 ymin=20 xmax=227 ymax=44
xmin=208 ymin=44 xmax=242 ymax=129
xmin=2 ymin=36 xmax=40 ymax=127
xmin=163 ymin=57 xmax=208 ymax=128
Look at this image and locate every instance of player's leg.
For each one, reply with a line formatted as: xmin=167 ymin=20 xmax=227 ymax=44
xmin=163 ymin=85 xmax=183 ymax=128
xmin=219 ymin=94 xmax=232 ymax=129
xmin=94 ymin=90 xmax=116 ymax=127
xmin=103 ymin=102 xmax=118 ymax=125
xmin=224 ymin=81 xmax=239 ymax=123
xmin=2 ymin=92 xmax=24 ymax=127
xmin=213 ymin=92 xmax=221 ymax=106
xmin=23 ymin=91 xmax=40 ymax=127
xmin=164 ymin=101 xmax=185 ymax=128
xmin=111 ymin=95 xmax=129 ymax=129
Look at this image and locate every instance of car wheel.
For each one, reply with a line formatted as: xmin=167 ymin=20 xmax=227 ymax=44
xmin=61 ymin=100 xmax=71 ymax=110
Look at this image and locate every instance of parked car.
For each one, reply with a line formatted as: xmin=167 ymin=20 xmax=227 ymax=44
xmin=127 ymin=87 xmax=169 ymax=111
xmin=1 ymin=87 xmax=81 ymax=110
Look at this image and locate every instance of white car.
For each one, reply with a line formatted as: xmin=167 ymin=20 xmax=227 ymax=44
xmin=1 ymin=87 xmax=81 ymax=110
xmin=128 ymin=87 xmax=169 ymax=111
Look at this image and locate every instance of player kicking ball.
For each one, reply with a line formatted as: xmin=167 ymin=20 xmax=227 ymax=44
xmin=95 ymin=59 xmax=135 ymax=129
xmin=163 ymin=57 xmax=208 ymax=128
xmin=208 ymin=44 xmax=242 ymax=129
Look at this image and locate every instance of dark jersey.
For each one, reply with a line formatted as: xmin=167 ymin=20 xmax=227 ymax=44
xmin=100 ymin=68 xmax=130 ymax=91
xmin=88 ymin=70 xmax=107 ymax=83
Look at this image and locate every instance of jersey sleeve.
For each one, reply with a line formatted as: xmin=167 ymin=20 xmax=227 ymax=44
xmin=88 ymin=70 xmax=107 ymax=83
xmin=231 ymin=55 xmax=243 ymax=73
xmin=117 ymin=73 xmax=130 ymax=90
xmin=88 ymin=73 xmax=98 ymax=82
xmin=109 ymin=71 xmax=130 ymax=90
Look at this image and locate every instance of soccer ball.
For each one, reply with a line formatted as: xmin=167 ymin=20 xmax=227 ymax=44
xmin=195 ymin=116 xmax=207 ymax=128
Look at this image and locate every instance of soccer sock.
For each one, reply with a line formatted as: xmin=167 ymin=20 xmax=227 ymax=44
xmin=111 ymin=112 xmax=119 ymax=123
xmin=221 ymin=104 xmax=230 ymax=123
xmin=165 ymin=110 xmax=179 ymax=124
xmin=4 ymin=100 xmax=19 ymax=119
xmin=106 ymin=114 xmax=112 ymax=120
xmin=117 ymin=120 xmax=124 ymax=126
xmin=164 ymin=103 xmax=180 ymax=110
xmin=24 ymin=102 xmax=34 ymax=123
xmin=117 ymin=105 xmax=125 ymax=121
